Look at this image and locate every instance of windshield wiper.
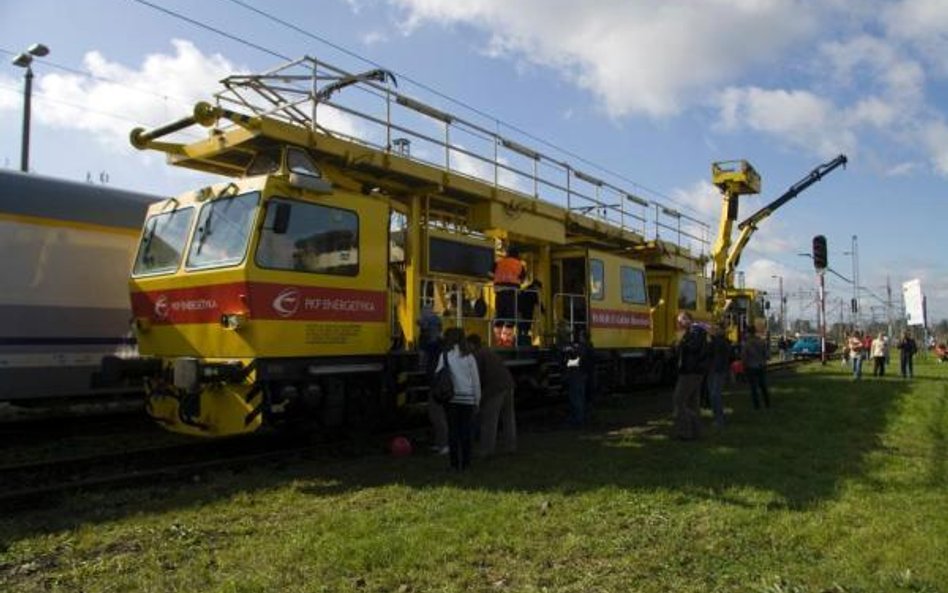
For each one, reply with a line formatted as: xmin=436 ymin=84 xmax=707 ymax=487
xmin=195 ymin=209 xmax=213 ymax=255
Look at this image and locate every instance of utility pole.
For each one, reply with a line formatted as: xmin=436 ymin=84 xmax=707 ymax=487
xmin=850 ymin=235 xmax=860 ymax=326
xmin=854 ymin=236 xmax=860 ymax=326
xmin=838 ymin=297 xmax=845 ymax=341
xmin=772 ymin=274 xmax=785 ymax=334
xmin=886 ymin=276 xmax=893 ymax=338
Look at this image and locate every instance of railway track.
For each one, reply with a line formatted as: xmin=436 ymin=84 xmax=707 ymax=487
xmin=1 ymin=360 xmax=811 ymax=507
xmin=0 ymin=432 xmax=398 ymax=508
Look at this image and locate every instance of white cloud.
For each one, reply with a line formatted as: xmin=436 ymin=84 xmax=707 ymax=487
xmin=315 ymin=103 xmax=373 ymax=141
xmin=744 ymin=258 xmax=811 ymax=296
xmin=884 ymin=161 xmax=920 ymax=176
xmin=361 ymin=31 xmax=389 ymax=45
xmin=382 ymin=1 xmax=948 ymax=177
xmin=715 ymin=86 xmax=856 ymax=158
xmin=390 ymin=0 xmax=817 ymax=117
xmin=1 ymin=41 xmax=376 ymax=168
xmin=921 ymin=119 xmax=948 ymax=175
xmin=667 ymin=177 xmax=801 ymax=266
xmin=19 ymin=40 xmax=239 ymax=152
xmin=670 ymin=179 xmax=721 ymax=221
xmin=0 ymin=77 xmax=20 ymax=110
xmin=884 ymin=0 xmax=948 ymax=75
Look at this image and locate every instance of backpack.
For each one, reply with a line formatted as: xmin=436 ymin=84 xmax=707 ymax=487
xmin=430 ymin=351 xmax=455 ymax=404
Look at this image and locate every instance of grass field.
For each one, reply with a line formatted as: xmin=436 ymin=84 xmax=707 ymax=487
xmin=2 ymin=356 xmax=946 ymax=592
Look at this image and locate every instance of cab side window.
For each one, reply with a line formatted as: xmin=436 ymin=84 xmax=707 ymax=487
xmin=621 ymin=266 xmax=647 ymax=305
xmin=590 ymin=259 xmax=605 ymax=300
xmin=678 ymin=278 xmax=697 ymax=310
xmin=256 ymin=198 xmax=359 ymax=276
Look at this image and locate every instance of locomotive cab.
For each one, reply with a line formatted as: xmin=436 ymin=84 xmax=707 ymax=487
xmin=129 ymin=147 xmax=391 ymax=436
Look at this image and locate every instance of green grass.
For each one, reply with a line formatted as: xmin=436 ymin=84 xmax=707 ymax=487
xmin=2 ymin=356 xmax=946 ymax=592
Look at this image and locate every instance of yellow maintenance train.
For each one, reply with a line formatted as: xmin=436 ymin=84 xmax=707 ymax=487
xmin=108 ymin=57 xmax=717 ymax=437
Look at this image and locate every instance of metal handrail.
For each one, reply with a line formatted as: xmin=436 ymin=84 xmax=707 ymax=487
xmin=206 ymin=56 xmax=709 ymax=255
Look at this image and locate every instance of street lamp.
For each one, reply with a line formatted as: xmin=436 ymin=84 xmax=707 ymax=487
xmin=11 ymin=42 xmax=50 ymax=173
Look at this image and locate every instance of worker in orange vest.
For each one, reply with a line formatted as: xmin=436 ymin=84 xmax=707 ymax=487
xmin=493 ymin=246 xmax=526 ymax=346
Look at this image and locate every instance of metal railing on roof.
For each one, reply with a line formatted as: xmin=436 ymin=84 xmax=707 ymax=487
xmin=211 ymin=56 xmax=710 ymax=255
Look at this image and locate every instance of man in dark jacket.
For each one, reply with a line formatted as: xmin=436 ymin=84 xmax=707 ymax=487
xmin=897 ymin=330 xmax=918 ymax=379
xmin=741 ymin=325 xmax=770 ymax=409
xmin=563 ymin=331 xmax=594 ymax=428
xmin=673 ymin=312 xmax=707 ymax=440
xmin=467 ymin=335 xmax=517 ymax=456
xmin=707 ymin=323 xmax=731 ymax=428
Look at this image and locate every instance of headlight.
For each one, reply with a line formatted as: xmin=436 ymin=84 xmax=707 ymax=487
xmin=220 ymin=313 xmax=248 ymax=330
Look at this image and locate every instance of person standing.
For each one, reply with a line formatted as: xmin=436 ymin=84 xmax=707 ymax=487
xmin=741 ymin=325 xmax=770 ymax=409
xmin=848 ymin=331 xmax=865 ymax=380
xmin=897 ymin=330 xmax=918 ymax=379
xmin=871 ymin=332 xmax=887 ymax=377
xmin=435 ymin=328 xmax=481 ymax=470
xmin=492 ymin=246 xmax=527 ymax=346
xmin=672 ymin=312 xmax=708 ymax=439
xmin=467 ymin=334 xmax=517 ymax=457
xmin=419 ymin=303 xmax=447 ymax=453
xmin=707 ymin=323 xmax=731 ymax=429
xmin=563 ymin=333 xmax=591 ymax=428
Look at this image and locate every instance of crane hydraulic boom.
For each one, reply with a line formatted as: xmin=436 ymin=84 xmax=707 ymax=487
xmin=723 ymin=154 xmax=848 ymax=284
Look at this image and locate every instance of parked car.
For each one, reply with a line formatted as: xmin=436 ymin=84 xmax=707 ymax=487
xmin=789 ymin=335 xmax=838 ymax=358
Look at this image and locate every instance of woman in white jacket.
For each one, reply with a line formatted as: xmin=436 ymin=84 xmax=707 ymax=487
xmin=435 ymin=327 xmax=481 ymax=470
xmin=871 ymin=332 xmax=888 ymax=377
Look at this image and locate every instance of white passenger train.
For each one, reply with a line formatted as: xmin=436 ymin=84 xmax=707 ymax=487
xmin=0 ymin=170 xmax=158 ymax=403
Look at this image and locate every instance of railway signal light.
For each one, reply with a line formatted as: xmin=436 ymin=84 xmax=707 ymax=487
xmin=812 ymin=235 xmax=828 ymax=270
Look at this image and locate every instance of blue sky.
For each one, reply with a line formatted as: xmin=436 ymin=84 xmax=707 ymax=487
xmin=2 ymin=0 xmax=946 ymax=325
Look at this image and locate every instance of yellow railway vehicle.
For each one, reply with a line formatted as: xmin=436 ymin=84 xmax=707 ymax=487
xmin=112 ymin=57 xmax=714 ymax=437
xmin=708 ymin=156 xmax=847 ymax=345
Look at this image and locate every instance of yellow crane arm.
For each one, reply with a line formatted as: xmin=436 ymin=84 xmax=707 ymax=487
xmin=722 ymin=154 xmax=848 ymax=286
xmin=709 ymin=160 xmax=761 ymax=292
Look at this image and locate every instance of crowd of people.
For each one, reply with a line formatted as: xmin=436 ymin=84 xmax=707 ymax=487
xmin=418 ymin=244 xmax=938 ymax=458
xmin=672 ymin=312 xmax=772 ymax=441
xmin=841 ymin=329 xmax=919 ymax=380
xmin=421 ymin=323 xmax=521 ymax=471
xmin=421 ymin=308 xmax=936 ymax=460
xmin=421 ymin=320 xmax=598 ymax=470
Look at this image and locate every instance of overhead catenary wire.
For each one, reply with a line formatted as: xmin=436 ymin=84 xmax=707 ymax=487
xmin=220 ymin=0 xmax=704 ymax=219
xmin=129 ymin=0 xmax=706 ymax=222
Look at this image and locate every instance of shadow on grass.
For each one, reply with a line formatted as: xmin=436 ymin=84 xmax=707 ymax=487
xmin=2 ymin=363 xmax=934 ymax=544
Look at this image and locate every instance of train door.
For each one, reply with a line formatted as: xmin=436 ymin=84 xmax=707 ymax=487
xmin=648 ymin=274 xmax=674 ymax=347
xmin=552 ymin=255 xmax=588 ymax=341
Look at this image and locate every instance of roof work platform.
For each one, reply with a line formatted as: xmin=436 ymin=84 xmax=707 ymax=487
xmin=131 ymin=56 xmax=709 ymax=262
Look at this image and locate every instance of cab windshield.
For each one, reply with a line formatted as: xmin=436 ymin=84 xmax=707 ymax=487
xmin=133 ymin=206 xmax=194 ymax=276
xmin=186 ymin=192 xmax=260 ymax=269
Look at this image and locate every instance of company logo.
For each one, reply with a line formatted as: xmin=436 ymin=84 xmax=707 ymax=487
xmin=272 ymin=287 xmax=301 ymax=318
xmin=154 ymin=295 xmax=169 ymax=320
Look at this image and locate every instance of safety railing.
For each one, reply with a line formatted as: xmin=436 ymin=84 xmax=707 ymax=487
xmin=419 ymin=278 xmax=544 ymax=349
xmin=421 ymin=277 xmax=492 ymax=339
xmin=208 ymin=56 xmax=710 ymax=256
xmin=491 ymin=286 xmax=542 ymax=348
